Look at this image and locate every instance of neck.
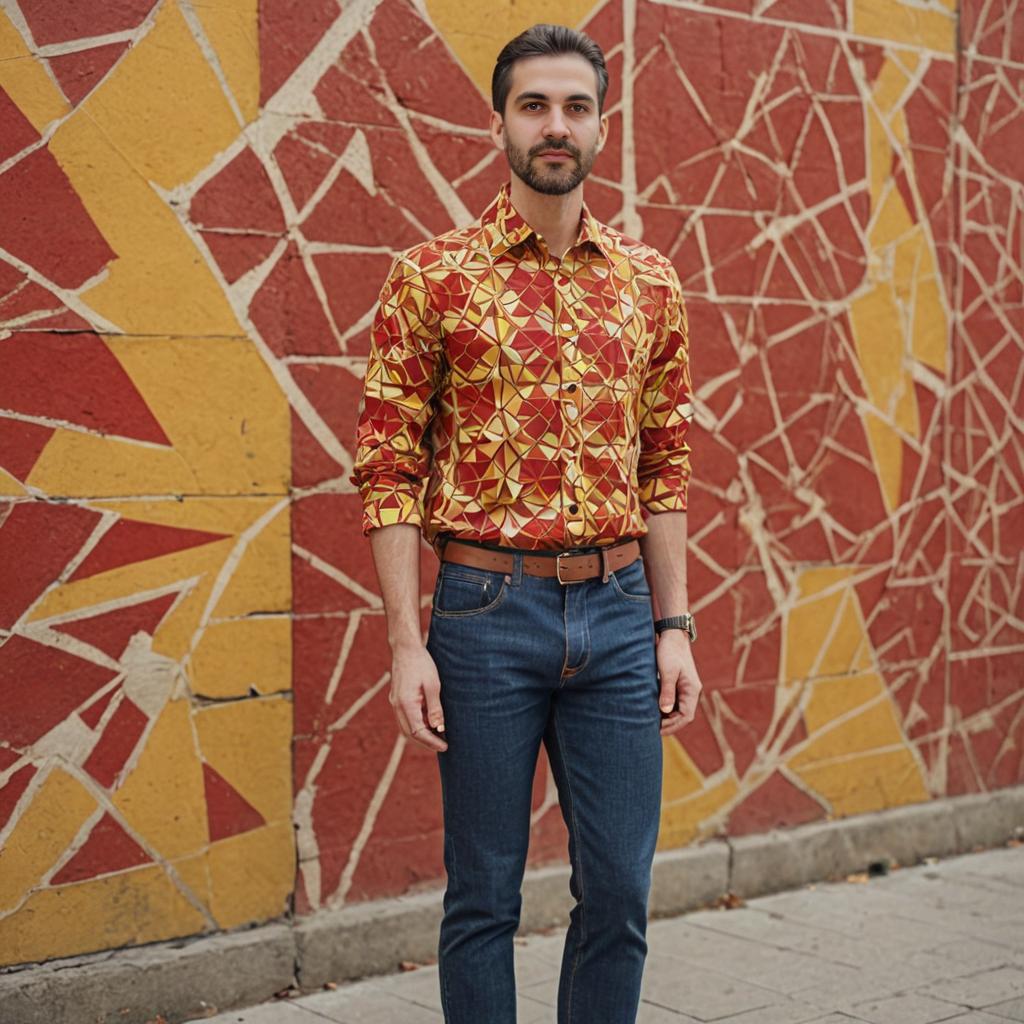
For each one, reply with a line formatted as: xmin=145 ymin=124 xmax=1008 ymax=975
xmin=508 ymin=177 xmax=584 ymax=260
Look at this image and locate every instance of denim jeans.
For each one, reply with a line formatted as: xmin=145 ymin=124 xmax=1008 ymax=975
xmin=426 ymin=550 xmax=663 ymax=1024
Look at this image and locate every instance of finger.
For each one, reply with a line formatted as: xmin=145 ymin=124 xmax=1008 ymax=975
xmin=660 ymin=714 xmax=689 ymax=736
xmin=391 ymin=699 xmax=412 ymax=736
xmin=393 ymin=700 xmax=424 ymax=741
xmin=677 ymin=678 xmax=702 ymax=723
xmin=401 ymin=699 xmax=448 ymax=751
xmin=423 ymin=683 xmax=445 ymax=733
xmin=658 ymin=669 xmax=679 ymax=714
xmin=409 ymin=724 xmax=449 ymax=752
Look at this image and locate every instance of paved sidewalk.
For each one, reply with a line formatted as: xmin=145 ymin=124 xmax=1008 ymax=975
xmin=190 ymin=844 xmax=1024 ymax=1024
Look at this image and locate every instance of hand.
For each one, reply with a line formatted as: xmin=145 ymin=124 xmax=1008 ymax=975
xmin=656 ymin=631 xmax=702 ymax=736
xmin=388 ymin=642 xmax=448 ymax=752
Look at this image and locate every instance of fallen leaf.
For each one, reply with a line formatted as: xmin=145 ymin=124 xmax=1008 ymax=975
xmin=713 ymin=892 xmax=745 ymax=909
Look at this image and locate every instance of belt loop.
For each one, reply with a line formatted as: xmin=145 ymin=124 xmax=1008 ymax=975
xmin=601 ymin=546 xmax=610 ymax=584
xmin=511 ymin=552 xmax=523 ymax=587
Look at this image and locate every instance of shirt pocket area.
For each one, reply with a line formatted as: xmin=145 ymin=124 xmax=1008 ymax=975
xmin=432 ymin=564 xmax=509 ymax=617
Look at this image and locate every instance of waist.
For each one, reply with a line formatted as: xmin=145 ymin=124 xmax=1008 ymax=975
xmin=439 ymin=536 xmax=640 ymax=584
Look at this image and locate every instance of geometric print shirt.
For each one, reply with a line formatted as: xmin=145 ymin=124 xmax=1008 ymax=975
xmin=353 ymin=185 xmax=692 ymax=551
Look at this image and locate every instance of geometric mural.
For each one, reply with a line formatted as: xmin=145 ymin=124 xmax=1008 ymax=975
xmin=0 ymin=0 xmax=1022 ymax=967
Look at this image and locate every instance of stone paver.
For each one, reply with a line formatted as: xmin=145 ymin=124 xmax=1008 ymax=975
xmin=850 ymin=990 xmax=969 ymax=1024
xmin=986 ymin=996 xmax=1024 ymax=1021
xmin=187 ymin=844 xmax=1022 ymax=1024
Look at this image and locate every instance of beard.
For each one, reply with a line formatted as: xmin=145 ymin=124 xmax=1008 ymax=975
xmin=504 ymin=137 xmax=598 ymax=196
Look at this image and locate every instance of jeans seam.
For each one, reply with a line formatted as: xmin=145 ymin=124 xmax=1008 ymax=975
xmin=609 ymin=570 xmax=651 ymax=602
xmin=560 ymin=589 xmax=591 ymax=681
xmin=431 ymin=581 xmax=509 ymax=618
xmin=439 ymin=769 xmax=453 ymax=1022
xmin=551 ymin=705 xmax=586 ymax=1024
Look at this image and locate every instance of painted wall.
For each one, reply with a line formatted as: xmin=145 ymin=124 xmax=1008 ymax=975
xmin=0 ymin=0 xmax=1021 ymax=968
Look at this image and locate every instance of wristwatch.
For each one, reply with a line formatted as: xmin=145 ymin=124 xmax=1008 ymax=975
xmin=654 ymin=613 xmax=697 ymax=642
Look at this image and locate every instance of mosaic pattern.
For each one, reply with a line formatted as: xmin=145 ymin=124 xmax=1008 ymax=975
xmin=0 ymin=0 xmax=1022 ymax=966
xmin=354 ymin=184 xmax=692 ymax=546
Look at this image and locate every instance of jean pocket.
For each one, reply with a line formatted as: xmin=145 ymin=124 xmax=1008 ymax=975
xmin=609 ymin=558 xmax=651 ymax=602
xmin=432 ymin=564 xmax=508 ymax=617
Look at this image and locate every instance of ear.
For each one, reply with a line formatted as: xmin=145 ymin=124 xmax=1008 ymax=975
xmin=597 ymin=112 xmax=609 ymax=150
xmin=489 ymin=109 xmax=506 ymax=151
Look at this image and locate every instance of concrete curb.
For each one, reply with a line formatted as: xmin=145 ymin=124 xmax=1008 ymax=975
xmin=0 ymin=924 xmax=296 ymax=1024
xmin=2 ymin=786 xmax=1021 ymax=1024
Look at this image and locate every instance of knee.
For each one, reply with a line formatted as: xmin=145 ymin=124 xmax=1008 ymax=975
xmin=580 ymin=856 xmax=652 ymax=921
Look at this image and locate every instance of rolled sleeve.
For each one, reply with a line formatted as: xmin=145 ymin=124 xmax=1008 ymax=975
xmin=351 ymin=253 xmax=442 ymax=535
xmin=637 ymin=269 xmax=692 ymax=513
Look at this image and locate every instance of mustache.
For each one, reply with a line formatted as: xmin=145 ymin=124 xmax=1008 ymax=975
xmin=529 ymin=140 xmax=581 ymax=159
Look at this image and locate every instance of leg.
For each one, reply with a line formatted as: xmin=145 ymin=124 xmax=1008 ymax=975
xmin=427 ymin=563 xmax=563 ymax=1024
xmin=545 ymin=562 xmax=663 ymax=1024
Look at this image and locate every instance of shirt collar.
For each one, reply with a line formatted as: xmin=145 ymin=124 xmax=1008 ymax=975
xmin=481 ymin=183 xmax=612 ymax=260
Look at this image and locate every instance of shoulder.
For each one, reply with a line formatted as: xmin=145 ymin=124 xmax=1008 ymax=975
xmin=595 ymin=223 xmax=682 ymax=294
xmin=388 ymin=220 xmax=484 ymax=279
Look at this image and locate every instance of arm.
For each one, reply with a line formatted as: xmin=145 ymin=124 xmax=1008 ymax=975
xmin=369 ymin=524 xmax=447 ymax=752
xmin=353 ymin=254 xmax=447 ymax=751
xmin=639 ymin=511 xmax=702 ymax=735
xmin=636 ymin=268 xmax=702 ymax=734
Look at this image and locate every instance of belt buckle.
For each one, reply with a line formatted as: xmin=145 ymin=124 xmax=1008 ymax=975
xmin=556 ymin=552 xmax=584 ymax=585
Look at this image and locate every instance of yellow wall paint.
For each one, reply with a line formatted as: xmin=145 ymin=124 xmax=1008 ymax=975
xmin=192 ymin=0 xmax=261 ymax=124
xmin=204 ymin=822 xmax=295 ymax=929
xmin=782 ymin=567 xmax=872 ymax=682
xmin=113 ymin=700 xmax=209 ymax=860
xmin=781 ymin=571 xmax=930 ymax=816
xmin=194 ymin=697 xmax=293 ymax=824
xmin=0 ymin=469 xmax=26 ymax=497
xmin=0 ymin=11 xmax=70 ymax=130
xmin=657 ymin=736 xmax=737 ymax=850
xmin=848 ymin=52 xmax=950 ymax=513
xmin=81 ymin=1 xmax=241 ymax=189
xmin=659 ymin=778 xmax=740 ymax=849
xmin=425 ymin=0 xmax=601 ymax=99
xmin=853 ymin=0 xmax=956 ymax=53
xmin=25 ymin=497 xmax=288 ymax=666
xmin=188 ymin=616 xmax=292 ymax=698
xmin=47 ymin=114 xmax=241 ymax=336
xmin=790 ymin=749 xmax=930 ymax=817
xmin=26 ymin=338 xmax=289 ymax=498
xmin=0 ymin=865 xmax=209 ymax=965
xmin=211 ymin=502 xmax=291 ymax=618
xmin=0 ymin=769 xmax=96 ymax=912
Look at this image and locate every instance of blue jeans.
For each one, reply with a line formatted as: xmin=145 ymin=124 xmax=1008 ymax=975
xmin=426 ymin=550 xmax=663 ymax=1024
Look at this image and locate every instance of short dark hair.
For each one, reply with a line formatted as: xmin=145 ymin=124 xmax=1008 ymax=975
xmin=491 ymin=24 xmax=609 ymax=116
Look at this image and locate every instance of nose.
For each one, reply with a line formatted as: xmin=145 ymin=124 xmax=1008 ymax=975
xmin=543 ymin=108 xmax=570 ymax=140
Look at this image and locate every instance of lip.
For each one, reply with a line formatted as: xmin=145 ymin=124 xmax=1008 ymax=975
xmin=536 ymin=150 xmax=573 ymax=160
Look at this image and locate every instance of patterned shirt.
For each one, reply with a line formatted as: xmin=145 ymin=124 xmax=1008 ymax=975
xmin=352 ymin=185 xmax=692 ymax=550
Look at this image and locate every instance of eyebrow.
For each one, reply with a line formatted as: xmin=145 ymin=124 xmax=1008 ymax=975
xmin=514 ymin=91 xmax=595 ymax=105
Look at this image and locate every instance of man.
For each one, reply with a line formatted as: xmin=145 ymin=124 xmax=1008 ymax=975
xmin=353 ymin=23 xmax=702 ymax=1024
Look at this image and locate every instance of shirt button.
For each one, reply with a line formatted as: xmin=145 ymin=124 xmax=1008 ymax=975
xmin=568 ymin=503 xmax=579 ymax=515
xmin=560 ymin=323 xmax=573 ymax=333
xmin=565 ymin=382 xmax=578 ymax=393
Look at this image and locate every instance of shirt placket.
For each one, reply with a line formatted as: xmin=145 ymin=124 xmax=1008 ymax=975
xmin=551 ymin=250 xmax=586 ymax=543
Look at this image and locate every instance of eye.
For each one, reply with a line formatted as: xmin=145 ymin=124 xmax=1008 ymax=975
xmin=570 ymin=104 xmax=589 ymax=114
xmin=524 ymin=102 xmax=544 ymax=111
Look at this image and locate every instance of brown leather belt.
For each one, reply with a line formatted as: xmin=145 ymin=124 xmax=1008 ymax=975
xmin=441 ymin=538 xmax=641 ymax=584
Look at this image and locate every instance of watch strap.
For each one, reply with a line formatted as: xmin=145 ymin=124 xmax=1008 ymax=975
xmin=654 ymin=614 xmax=697 ymax=642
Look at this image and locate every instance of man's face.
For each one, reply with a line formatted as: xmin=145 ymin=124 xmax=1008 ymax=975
xmin=490 ymin=53 xmax=608 ymax=196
